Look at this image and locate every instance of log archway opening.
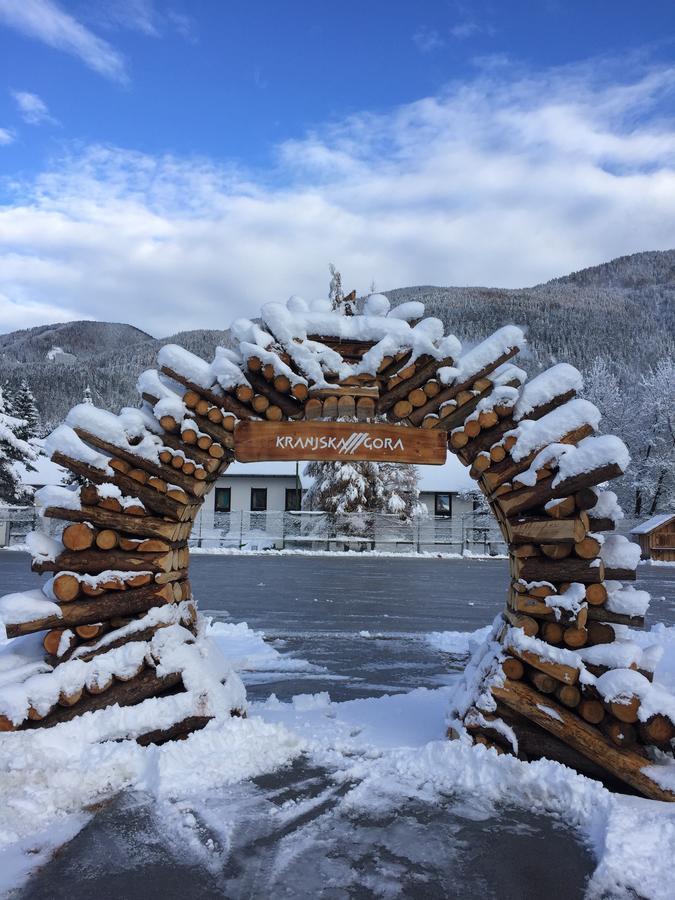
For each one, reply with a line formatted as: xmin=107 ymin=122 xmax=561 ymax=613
xmin=1 ymin=291 xmax=673 ymax=800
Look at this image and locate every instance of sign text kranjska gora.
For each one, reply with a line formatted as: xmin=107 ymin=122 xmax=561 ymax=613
xmin=274 ymin=431 xmax=404 ymax=455
xmin=233 ymin=419 xmax=447 ymax=465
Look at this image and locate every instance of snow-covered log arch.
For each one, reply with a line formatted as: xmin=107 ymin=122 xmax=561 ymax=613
xmin=2 ymin=291 xmax=675 ymax=800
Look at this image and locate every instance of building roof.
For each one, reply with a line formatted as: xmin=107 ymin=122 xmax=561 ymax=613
xmin=417 ymin=455 xmax=476 ymax=494
xmin=222 ymin=454 xmax=477 ymax=494
xmin=630 ymin=513 xmax=675 ymax=535
xmin=224 ymin=461 xmax=303 ymax=478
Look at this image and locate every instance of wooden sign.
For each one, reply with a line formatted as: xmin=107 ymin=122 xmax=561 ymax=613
xmin=234 ymin=420 xmax=447 ymax=465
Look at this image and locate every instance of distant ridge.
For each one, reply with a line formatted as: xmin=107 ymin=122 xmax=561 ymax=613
xmin=0 ymin=249 xmax=673 ymax=430
xmin=542 ymin=248 xmax=675 ymax=289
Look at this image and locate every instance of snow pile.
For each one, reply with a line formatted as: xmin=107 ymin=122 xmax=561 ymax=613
xmin=578 ymin=640 xmax=653 ymax=671
xmin=606 ymin=583 xmax=651 ymax=618
xmin=545 ymin=583 xmax=587 ymax=618
xmin=44 ymin=424 xmax=112 ymax=474
xmin=25 ymin=530 xmax=62 ymax=564
xmin=553 ymin=435 xmax=630 ymax=485
xmin=601 ymin=534 xmax=642 ymax=571
xmin=207 ymin=620 xmax=323 ymax=676
xmin=595 ymin=668 xmax=675 ymax=726
xmin=438 ymin=326 xmax=526 ymax=385
xmin=513 ymin=363 xmax=583 ymax=421
xmin=210 ymin=346 xmax=249 ymax=392
xmin=157 ymin=344 xmax=220 ymax=392
xmin=589 ymin=487 xmax=624 ymax=523
xmin=34 ymin=484 xmax=81 ymax=511
xmin=426 ymin=625 xmax=492 ymax=655
xmin=515 ymin=435 xmax=630 ymax=491
xmin=0 ymin=590 xmax=62 ymax=629
xmin=507 ymin=398 xmax=601 ymax=463
xmin=65 ymin=404 xmax=163 ymax=463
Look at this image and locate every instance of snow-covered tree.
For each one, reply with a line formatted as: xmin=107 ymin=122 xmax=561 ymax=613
xmin=303 ymin=459 xmax=385 ymax=536
xmin=0 ymin=388 xmax=36 ymax=504
xmin=304 ymin=460 xmax=384 ymax=514
xmin=633 ymin=359 xmax=675 ymax=515
xmin=82 ymin=385 xmax=93 ymax=405
xmin=303 ymin=459 xmax=425 ymax=534
xmin=583 ymin=356 xmax=675 ymax=516
xmin=379 ymin=463 xmax=425 ymax=519
xmin=11 ymin=379 xmax=41 ymax=441
xmin=328 ymin=263 xmax=343 ymax=310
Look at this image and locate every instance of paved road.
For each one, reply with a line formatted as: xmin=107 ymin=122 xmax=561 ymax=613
xmin=3 ymin=551 xmax=673 ymax=898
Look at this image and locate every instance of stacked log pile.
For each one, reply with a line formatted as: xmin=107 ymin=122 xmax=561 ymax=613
xmin=0 ymin=356 xmax=245 ymax=742
xmin=1 ymin=290 xmax=674 ymax=797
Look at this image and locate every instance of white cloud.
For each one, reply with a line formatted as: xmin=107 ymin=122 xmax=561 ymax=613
xmin=0 ymin=127 xmax=15 ymax=145
xmin=0 ymin=0 xmax=127 ymax=82
xmin=413 ymin=27 xmax=443 ymax=53
xmin=89 ymin=0 xmax=197 ymax=42
xmin=0 ymin=58 xmax=674 ymax=336
xmin=11 ymin=90 xmax=57 ymax=125
xmin=450 ymin=20 xmax=480 ymax=39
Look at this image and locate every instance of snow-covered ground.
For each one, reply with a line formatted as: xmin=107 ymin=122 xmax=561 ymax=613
xmin=2 ymin=613 xmax=675 ymax=898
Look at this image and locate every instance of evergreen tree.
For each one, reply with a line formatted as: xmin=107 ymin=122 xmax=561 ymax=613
xmin=328 ymin=263 xmax=343 ymax=310
xmin=302 ymin=459 xmax=424 ymax=534
xmin=2 ymin=380 xmax=15 ymax=413
xmin=379 ymin=463 xmax=425 ymax=519
xmin=82 ymin=384 xmax=93 ymax=405
xmin=303 ymin=459 xmax=384 ymax=536
xmin=12 ymin=379 xmax=41 ymax=440
xmin=0 ymin=387 xmax=36 ymax=504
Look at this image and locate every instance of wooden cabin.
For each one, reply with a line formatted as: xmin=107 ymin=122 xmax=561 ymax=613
xmin=631 ymin=514 xmax=675 ymax=561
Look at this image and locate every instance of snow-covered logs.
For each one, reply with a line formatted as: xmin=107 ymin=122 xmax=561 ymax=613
xmin=1 ymin=290 xmax=673 ymax=797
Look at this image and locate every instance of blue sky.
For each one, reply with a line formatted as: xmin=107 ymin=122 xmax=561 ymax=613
xmin=0 ymin=0 xmax=674 ymax=335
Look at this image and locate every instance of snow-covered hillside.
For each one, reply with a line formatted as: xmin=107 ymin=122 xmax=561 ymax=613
xmin=1 ymin=249 xmax=672 ymax=431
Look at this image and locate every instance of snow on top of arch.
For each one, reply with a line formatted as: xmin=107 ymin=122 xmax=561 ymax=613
xmin=65 ymin=404 xmax=165 ymax=464
xmin=258 ymin=294 xmax=460 ymax=357
xmin=514 ymin=434 xmax=630 ymax=489
xmin=208 ymin=293 xmax=462 ymax=387
xmin=43 ymin=424 xmax=113 ymax=475
xmin=438 ymin=326 xmax=526 ymax=386
xmin=507 ymin=398 xmax=601 ymax=464
xmin=513 ymin=363 xmax=583 ymax=421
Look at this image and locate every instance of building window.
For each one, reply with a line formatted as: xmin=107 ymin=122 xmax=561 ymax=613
xmin=435 ymin=493 xmax=452 ymax=517
xmin=214 ymin=487 xmax=231 ymax=513
xmin=285 ymin=488 xmax=302 ymax=511
xmin=250 ymin=488 xmax=267 ymax=511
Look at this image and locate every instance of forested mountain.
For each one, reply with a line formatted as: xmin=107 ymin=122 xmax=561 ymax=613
xmin=1 ymin=249 xmax=673 ymax=515
xmin=0 ymin=322 xmax=234 ymax=431
xmin=386 ymin=249 xmax=675 ymax=373
xmin=0 ymin=320 xmax=153 ymax=364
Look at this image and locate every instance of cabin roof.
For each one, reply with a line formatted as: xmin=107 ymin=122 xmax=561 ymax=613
xmin=630 ymin=513 xmax=675 ymax=535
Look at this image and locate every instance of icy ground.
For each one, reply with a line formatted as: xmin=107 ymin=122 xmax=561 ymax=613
xmin=2 ymin=553 xmax=675 ymax=899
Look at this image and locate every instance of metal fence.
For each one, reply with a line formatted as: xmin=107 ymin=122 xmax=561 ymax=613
xmin=0 ymin=506 xmax=39 ymax=547
xmin=0 ymin=505 xmax=646 ymax=557
xmin=190 ymin=510 xmax=509 ymax=555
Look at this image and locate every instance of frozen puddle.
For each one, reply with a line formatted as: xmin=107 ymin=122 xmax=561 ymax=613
xmin=5 ymin=618 xmax=675 ymax=898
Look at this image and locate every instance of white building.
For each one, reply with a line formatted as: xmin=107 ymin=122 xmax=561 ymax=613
xmin=190 ymin=456 xmax=500 ymax=554
xmin=9 ymin=445 xmax=503 ymax=555
xmin=195 ymin=455 xmax=477 ymax=527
